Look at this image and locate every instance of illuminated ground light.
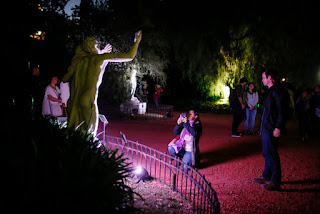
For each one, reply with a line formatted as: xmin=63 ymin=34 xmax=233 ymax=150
xmin=132 ymin=166 xmax=150 ymax=183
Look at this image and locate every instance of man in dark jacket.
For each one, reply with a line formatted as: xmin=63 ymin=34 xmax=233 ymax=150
xmin=231 ymin=77 xmax=248 ymax=137
xmin=253 ymin=69 xmax=284 ymax=191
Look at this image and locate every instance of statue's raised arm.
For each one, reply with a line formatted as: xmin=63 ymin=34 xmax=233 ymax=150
xmin=96 ymin=30 xmax=142 ymax=63
xmin=63 ymin=31 xmax=142 ymax=136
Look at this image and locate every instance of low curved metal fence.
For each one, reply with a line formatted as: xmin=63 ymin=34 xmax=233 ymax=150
xmin=99 ymin=133 xmax=220 ymax=214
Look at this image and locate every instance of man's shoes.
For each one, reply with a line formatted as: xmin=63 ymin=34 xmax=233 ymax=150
xmin=232 ymin=132 xmax=242 ymax=137
xmin=261 ymin=182 xmax=280 ymax=191
xmin=253 ymin=177 xmax=270 ymax=184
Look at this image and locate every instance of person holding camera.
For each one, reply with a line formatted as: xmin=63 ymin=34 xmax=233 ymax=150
xmin=168 ymin=110 xmax=202 ymax=169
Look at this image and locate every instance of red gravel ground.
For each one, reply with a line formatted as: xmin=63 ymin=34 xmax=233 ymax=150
xmin=100 ymin=111 xmax=320 ymax=213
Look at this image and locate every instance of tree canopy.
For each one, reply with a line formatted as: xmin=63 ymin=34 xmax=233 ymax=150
xmin=11 ymin=0 xmax=320 ymax=107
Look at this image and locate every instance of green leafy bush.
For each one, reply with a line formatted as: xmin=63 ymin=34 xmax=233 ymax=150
xmin=5 ymin=114 xmax=134 ymax=213
xmin=190 ymin=100 xmax=233 ymax=114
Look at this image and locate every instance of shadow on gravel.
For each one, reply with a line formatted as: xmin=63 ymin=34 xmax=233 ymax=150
xmin=200 ymin=137 xmax=262 ymax=168
xmin=279 ymin=179 xmax=320 ymax=193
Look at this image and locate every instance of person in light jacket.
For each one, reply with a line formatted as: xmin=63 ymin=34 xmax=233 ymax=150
xmin=243 ymin=83 xmax=259 ymax=135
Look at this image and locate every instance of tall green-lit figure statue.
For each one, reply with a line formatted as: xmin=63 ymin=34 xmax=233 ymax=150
xmin=63 ymin=31 xmax=142 ymax=135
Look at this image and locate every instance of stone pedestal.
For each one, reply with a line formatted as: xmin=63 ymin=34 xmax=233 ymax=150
xmin=120 ymin=97 xmax=147 ymax=115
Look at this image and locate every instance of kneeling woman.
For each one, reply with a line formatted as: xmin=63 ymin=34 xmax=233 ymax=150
xmin=168 ymin=110 xmax=202 ymax=169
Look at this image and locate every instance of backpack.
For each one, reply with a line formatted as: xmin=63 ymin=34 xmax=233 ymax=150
xmin=229 ymin=88 xmax=238 ymax=108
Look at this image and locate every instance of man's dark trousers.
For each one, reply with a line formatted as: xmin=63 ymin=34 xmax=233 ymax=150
xmin=232 ymin=106 xmax=245 ymax=133
xmin=262 ymin=133 xmax=281 ymax=185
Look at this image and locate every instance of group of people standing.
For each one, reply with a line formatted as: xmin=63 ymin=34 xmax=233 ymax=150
xmin=167 ymin=70 xmax=283 ymax=191
xmin=20 ymin=67 xmax=70 ymax=119
xmin=231 ymin=75 xmax=320 ymax=141
xmin=295 ymin=85 xmax=320 ymax=141
xmin=223 ymin=70 xmax=286 ymax=191
xmin=42 ymin=76 xmax=69 ymax=118
xmin=167 ymin=69 xmax=319 ymax=192
xmin=231 ymin=70 xmax=320 ymax=191
xmin=231 ymin=77 xmax=260 ymax=137
xmin=140 ymin=80 xmax=164 ymax=105
xmin=226 ymin=70 xmax=285 ymax=190
xmin=36 ymin=73 xmax=165 ymax=119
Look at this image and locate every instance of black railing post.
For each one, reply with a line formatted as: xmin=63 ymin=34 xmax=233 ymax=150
xmin=172 ymin=173 xmax=176 ymax=191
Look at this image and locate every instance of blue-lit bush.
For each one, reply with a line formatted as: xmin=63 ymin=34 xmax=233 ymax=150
xmin=5 ymin=113 xmax=134 ymax=213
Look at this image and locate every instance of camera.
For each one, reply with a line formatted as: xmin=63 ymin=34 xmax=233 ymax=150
xmin=180 ymin=113 xmax=186 ymax=118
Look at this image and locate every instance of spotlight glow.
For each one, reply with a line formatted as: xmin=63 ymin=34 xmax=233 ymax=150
xmin=222 ymin=85 xmax=230 ymax=100
xmin=135 ymin=166 xmax=143 ymax=175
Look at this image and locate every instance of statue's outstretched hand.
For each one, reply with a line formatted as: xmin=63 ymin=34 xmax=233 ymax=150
xmin=101 ymin=43 xmax=112 ymax=54
xmin=134 ymin=30 xmax=142 ymax=43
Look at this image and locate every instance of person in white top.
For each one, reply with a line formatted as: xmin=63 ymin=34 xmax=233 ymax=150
xmin=60 ymin=81 xmax=70 ymax=117
xmin=42 ymin=77 xmax=62 ymax=117
xmin=243 ymin=83 xmax=259 ymax=135
xmin=60 ymin=81 xmax=70 ymax=107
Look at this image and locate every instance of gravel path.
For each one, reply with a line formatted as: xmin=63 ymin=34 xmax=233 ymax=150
xmin=100 ymin=111 xmax=320 ymax=213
